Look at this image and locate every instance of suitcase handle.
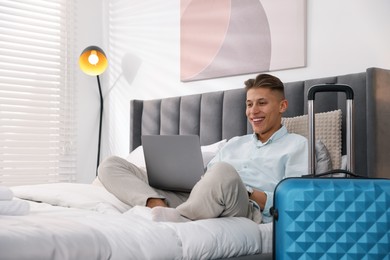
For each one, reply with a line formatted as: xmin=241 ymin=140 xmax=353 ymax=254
xmin=308 ymin=84 xmax=355 ymax=175
xmin=308 ymin=84 xmax=354 ymax=100
xmin=302 ymin=169 xmax=365 ymax=178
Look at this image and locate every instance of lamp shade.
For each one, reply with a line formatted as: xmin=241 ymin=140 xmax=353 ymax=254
xmin=79 ymin=46 xmax=108 ymax=76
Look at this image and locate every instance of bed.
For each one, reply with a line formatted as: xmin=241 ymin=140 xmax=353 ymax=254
xmin=2 ymin=67 xmax=390 ymax=260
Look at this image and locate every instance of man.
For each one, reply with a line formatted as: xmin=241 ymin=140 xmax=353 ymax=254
xmin=98 ymin=74 xmax=308 ymax=223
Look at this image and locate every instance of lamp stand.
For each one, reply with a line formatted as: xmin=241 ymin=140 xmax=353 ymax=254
xmin=96 ymin=75 xmax=103 ymax=176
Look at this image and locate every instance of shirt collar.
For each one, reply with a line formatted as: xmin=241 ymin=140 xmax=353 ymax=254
xmin=252 ymin=125 xmax=288 ymax=146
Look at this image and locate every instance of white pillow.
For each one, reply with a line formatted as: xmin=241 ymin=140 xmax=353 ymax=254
xmin=201 ymin=139 xmax=227 ymax=167
xmin=11 ymin=183 xmax=131 ymax=214
xmin=125 ymin=145 xmax=147 ymax=170
xmin=126 ymin=139 xmax=227 ymax=169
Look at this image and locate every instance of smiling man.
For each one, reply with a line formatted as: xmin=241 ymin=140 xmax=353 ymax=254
xmin=148 ymin=74 xmax=308 ymax=223
xmin=245 ymin=75 xmax=288 ymax=143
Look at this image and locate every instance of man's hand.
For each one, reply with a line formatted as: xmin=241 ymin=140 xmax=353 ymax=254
xmin=249 ymin=189 xmax=267 ymax=210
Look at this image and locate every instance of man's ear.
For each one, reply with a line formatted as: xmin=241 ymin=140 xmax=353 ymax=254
xmin=280 ymin=99 xmax=288 ymax=113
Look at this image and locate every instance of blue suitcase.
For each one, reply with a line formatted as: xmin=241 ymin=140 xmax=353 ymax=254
xmin=272 ymin=85 xmax=390 ymax=259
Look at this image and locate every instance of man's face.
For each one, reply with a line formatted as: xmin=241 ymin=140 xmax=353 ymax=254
xmin=246 ymin=87 xmax=287 ymax=142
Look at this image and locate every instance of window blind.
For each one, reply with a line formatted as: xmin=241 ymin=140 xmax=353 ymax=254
xmin=0 ymin=0 xmax=76 ymax=186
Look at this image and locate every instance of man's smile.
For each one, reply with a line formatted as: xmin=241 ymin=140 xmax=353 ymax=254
xmin=251 ymin=117 xmax=264 ymax=123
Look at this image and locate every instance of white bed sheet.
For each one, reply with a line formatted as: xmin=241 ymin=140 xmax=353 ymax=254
xmin=2 ymin=183 xmax=273 ymax=260
xmin=0 ymin=202 xmax=112 ymax=260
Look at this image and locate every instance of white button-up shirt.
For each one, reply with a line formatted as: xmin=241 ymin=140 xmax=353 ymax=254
xmin=207 ymin=125 xmax=308 ymax=222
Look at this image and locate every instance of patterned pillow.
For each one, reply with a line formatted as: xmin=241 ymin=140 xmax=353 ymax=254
xmin=282 ymin=110 xmax=342 ymax=169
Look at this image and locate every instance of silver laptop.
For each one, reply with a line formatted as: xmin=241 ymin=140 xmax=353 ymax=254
xmin=141 ymin=135 xmax=205 ymax=192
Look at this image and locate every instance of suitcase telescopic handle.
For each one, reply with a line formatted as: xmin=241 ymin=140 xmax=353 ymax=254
xmin=308 ymin=84 xmax=354 ymax=176
xmin=308 ymin=84 xmax=354 ymax=100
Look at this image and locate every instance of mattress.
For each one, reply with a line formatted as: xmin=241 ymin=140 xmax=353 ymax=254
xmin=0 ymin=183 xmax=273 ymax=260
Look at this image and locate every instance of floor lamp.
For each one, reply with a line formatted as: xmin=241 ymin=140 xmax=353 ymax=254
xmin=79 ymin=46 xmax=108 ymax=175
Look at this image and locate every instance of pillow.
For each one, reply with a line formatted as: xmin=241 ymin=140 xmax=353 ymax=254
xmin=11 ymin=183 xmax=131 ymax=214
xmin=126 ymin=145 xmax=147 ymax=170
xmin=200 ymin=139 xmax=227 ymax=167
xmin=282 ymin=109 xmax=342 ymax=169
xmin=315 ymin=140 xmax=333 ymax=173
xmin=126 ymin=139 xmax=227 ymax=169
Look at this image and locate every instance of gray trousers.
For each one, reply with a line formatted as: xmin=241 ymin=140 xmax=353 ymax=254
xmin=98 ymin=156 xmax=261 ymax=223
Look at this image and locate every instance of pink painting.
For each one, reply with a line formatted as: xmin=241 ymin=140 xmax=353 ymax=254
xmin=180 ymin=0 xmax=306 ymax=82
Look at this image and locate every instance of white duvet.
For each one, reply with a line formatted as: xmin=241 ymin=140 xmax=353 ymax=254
xmin=0 ymin=183 xmax=272 ymax=260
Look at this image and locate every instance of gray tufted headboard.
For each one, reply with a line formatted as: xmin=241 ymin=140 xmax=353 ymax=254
xmin=130 ymin=67 xmax=390 ymax=178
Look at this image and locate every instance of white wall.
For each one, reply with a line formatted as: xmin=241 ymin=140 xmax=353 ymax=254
xmin=76 ymin=0 xmax=390 ymax=183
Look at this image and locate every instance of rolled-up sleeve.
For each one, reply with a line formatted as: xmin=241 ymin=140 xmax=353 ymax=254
xmin=262 ymin=190 xmax=274 ymax=222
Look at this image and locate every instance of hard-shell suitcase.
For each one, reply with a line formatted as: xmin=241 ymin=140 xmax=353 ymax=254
xmin=272 ymin=84 xmax=390 ymax=259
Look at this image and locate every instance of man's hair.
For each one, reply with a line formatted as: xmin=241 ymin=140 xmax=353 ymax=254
xmin=244 ymin=74 xmax=285 ymax=98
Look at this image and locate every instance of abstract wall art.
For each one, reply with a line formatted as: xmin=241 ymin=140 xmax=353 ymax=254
xmin=180 ymin=0 xmax=306 ymax=82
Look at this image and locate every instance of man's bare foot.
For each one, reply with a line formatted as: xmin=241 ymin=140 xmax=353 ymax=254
xmin=146 ymin=198 xmax=168 ymax=208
